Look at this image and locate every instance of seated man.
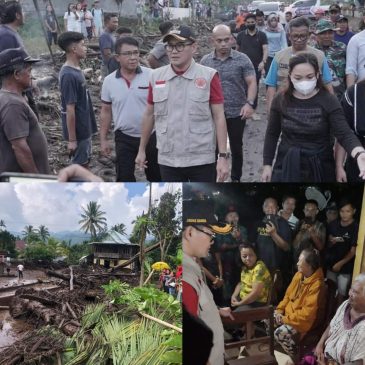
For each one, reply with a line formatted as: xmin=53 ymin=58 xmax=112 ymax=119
xmin=315 ymin=273 xmax=365 ymax=365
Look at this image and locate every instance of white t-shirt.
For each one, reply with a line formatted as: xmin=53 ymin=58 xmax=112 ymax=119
xmin=64 ymin=12 xmax=78 ymax=32
xmin=17 ymin=264 xmax=24 ymax=272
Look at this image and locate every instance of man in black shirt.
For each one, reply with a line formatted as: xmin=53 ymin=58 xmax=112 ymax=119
xmin=237 ymin=13 xmax=268 ymax=112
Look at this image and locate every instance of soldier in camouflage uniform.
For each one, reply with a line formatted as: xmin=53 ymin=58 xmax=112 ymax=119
xmin=314 ymin=19 xmax=347 ymax=100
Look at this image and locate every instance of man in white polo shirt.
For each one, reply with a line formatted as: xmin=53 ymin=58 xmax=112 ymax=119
xmin=100 ymin=36 xmax=161 ymax=181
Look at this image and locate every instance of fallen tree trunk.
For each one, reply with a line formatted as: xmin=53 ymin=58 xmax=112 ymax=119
xmin=46 ymin=270 xmax=85 ymax=286
xmin=20 ymin=294 xmax=58 ymax=307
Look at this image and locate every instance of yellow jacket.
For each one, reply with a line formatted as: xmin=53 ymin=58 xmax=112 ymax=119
xmin=276 ymin=268 xmax=324 ymax=335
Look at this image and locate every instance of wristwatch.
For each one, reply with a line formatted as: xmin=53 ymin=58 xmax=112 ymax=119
xmin=246 ymin=100 xmax=254 ymax=107
xmin=355 ymin=150 xmax=365 ymax=160
xmin=217 ymin=152 xmax=230 ymax=159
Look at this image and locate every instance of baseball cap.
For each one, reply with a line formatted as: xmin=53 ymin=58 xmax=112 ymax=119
xmin=329 ymin=4 xmax=340 ymax=11
xmin=314 ymin=8 xmax=325 ymax=14
xmin=183 ymin=199 xmax=232 ymax=234
xmin=163 ymin=25 xmax=196 ymax=43
xmin=336 ymin=15 xmax=348 ymax=22
xmin=315 ymin=19 xmax=338 ymax=34
xmin=0 ymin=48 xmax=40 ymax=74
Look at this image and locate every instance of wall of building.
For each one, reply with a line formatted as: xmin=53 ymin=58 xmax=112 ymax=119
xmin=22 ymin=0 xmax=137 ymax=18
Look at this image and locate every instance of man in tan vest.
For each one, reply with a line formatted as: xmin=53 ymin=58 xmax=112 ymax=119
xmin=183 ymin=198 xmax=233 ymax=365
xmin=135 ymin=25 xmax=230 ymax=182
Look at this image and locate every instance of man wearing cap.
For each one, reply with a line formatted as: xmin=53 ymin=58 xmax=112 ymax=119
xmin=0 ymin=1 xmax=39 ymax=117
xmin=265 ymin=17 xmax=334 ymax=112
xmin=329 ymin=4 xmax=341 ymax=24
xmin=201 ymin=24 xmax=257 ymax=182
xmin=314 ymin=8 xmax=325 ymax=21
xmin=136 ymin=25 xmax=230 ymax=182
xmin=0 ymin=48 xmax=50 ymax=174
xmin=314 ymin=19 xmax=347 ymax=100
xmin=334 ymin=16 xmax=354 ymax=46
xmin=183 ymin=199 xmax=233 ymax=365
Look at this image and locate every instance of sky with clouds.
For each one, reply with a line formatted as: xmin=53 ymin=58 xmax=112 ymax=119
xmin=0 ymin=183 xmax=181 ymax=235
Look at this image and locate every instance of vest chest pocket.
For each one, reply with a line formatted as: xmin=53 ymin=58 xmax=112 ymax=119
xmin=188 ymin=92 xmax=214 ymax=152
xmin=153 ymin=87 xmax=169 ymax=116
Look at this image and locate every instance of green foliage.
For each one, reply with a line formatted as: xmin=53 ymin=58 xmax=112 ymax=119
xmin=0 ymin=230 xmax=16 ymax=256
xmin=67 ymin=242 xmax=92 ymax=265
xmin=65 ymin=302 xmax=182 ymax=365
xmin=110 ymin=223 xmax=127 ymax=236
xmin=24 ymin=241 xmax=56 ymax=261
xmin=102 ymin=280 xmax=181 ymax=327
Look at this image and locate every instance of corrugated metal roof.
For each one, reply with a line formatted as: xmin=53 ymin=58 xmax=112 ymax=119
xmin=90 ymin=230 xmax=139 ymax=246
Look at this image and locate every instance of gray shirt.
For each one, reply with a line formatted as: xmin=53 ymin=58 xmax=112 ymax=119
xmin=346 ymin=30 xmax=365 ymax=83
xmin=0 ymin=90 xmax=50 ymax=174
xmin=101 ymin=66 xmax=151 ymax=137
xmin=150 ymin=39 xmax=169 ymax=67
xmin=200 ymin=49 xmax=256 ymax=118
xmin=99 ymin=30 xmax=116 ymax=64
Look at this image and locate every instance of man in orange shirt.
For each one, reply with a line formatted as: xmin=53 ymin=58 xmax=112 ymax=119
xmin=235 ymin=9 xmax=246 ymax=31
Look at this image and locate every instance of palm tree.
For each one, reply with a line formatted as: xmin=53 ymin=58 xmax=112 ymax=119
xmin=0 ymin=220 xmax=6 ymax=231
xmin=22 ymin=225 xmax=37 ymax=243
xmin=79 ymin=201 xmax=107 ymax=239
xmin=110 ymin=223 xmax=127 ymax=236
xmin=37 ymin=225 xmax=50 ymax=242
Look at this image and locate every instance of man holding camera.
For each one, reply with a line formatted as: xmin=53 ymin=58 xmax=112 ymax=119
xmin=293 ymin=200 xmax=326 ymax=265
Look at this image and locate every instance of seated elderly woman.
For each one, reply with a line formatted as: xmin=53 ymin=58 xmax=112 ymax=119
xmin=231 ymin=242 xmax=272 ymax=310
xmin=274 ymin=248 xmax=324 ymax=362
xmin=315 ymin=273 xmax=365 ymax=365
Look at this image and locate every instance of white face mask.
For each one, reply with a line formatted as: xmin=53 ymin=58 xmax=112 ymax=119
xmin=291 ymin=79 xmax=317 ymax=96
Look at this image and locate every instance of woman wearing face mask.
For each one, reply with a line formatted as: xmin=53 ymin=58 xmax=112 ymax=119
xmin=263 ymin=13 xmax=287 ymax=76
xmin=261 ymin=53 xmax=365 ymax=182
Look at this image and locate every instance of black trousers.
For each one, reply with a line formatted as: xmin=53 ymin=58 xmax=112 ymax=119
xmin=226 ymin=116 xmax=246 ymax=181
xmin=114 ymin=130 xmax=161 ymax=182
xmin=47 ymin=31 xmax=57 ymax=45
xmin=253 ymin=67 xmax=261 ymax=110
xmin=159 ymin=163 xmax=216 ymax=182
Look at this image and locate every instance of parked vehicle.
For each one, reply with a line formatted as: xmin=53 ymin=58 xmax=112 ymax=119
xmin=257 ymin=1 xmax=281 ymax=16
xmin=285 ymin=0 xmax=331 ymax=17
xmin=248 ymin=0 xmax=265 ymax=12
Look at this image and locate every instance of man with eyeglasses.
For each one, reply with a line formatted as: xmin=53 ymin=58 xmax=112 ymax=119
xmin=100 ymin=37 xmax=160 ymax=182
xmin=201 ymin=24 xmax=257 ymax=182
xmin=183 ymin=198 xmax=233 ymax=365
xmin=136 ymin=25 xmax=230 ymax=182
xmin=265 ymin=17 xmax=334 ymax=112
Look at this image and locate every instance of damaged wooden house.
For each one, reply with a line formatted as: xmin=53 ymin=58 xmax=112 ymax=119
xmin=90 ymin=231 xmax=139 ymax=271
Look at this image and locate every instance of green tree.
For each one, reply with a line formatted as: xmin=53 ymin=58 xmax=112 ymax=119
xmin=79 ymin=201 xmax=107 ymax=239
xmin=110 ymin=223 xmax=127 ymax=236
xmin=37 ymin=225 xmax=50 ymax=242
xmin=150 ymin=190 xmax=182 ymax=261
xmin=22 ymin=225 xmax=39 ymax=243
xmin=0 ymin=230 xmax=16 ymax=256
xmin=24 ymin=242 xmax=55 ymax=261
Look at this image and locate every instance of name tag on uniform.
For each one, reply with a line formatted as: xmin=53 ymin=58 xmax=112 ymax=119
xmin=155 ymin=80 xmax=166 ymax=88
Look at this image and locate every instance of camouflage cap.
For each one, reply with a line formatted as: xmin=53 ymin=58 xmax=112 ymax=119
xmin=315 ymin=19 xmax=338 ymax=34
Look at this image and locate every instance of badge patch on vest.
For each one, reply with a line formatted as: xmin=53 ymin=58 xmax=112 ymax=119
xmin=195 ymin=77 xmax=207 ymax=89
xmin=155 ymin=80 xmax=166 ymax=88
